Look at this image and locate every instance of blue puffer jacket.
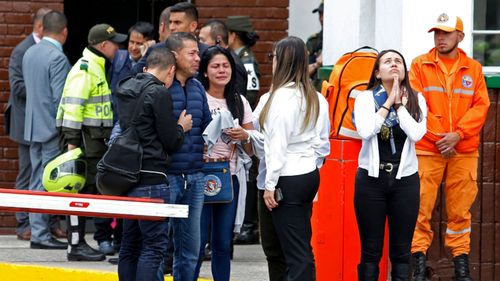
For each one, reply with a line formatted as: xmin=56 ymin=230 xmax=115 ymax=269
xmin=168 ymin=77 xmax=212 ymax=174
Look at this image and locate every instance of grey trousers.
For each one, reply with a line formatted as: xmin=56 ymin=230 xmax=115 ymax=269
xmin=28 ymin=137 xmax=60 ymax=243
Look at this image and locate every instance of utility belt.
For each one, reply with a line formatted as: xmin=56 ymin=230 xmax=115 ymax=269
xmin=379 ymin=162 xmax=399 ymax=173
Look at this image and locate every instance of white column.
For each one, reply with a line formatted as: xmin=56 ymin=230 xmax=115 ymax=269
xmin=288 ymin=0 xmax=322 ymax=43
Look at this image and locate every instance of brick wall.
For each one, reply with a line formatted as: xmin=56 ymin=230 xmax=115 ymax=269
xmin=0 ymin=1 xmax=63 ymax=232
xmin=196 ymin=0 xmax=289 ymax=95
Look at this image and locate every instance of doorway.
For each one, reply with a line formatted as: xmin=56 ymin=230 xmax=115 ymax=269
xmin=64 ymin=0 xmax=174 ymax=64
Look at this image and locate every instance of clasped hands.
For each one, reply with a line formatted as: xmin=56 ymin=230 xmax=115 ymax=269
xmin=436 ymin=132 xmax=460 ymax=159
xmin=386 ymin=75 xmax=407 ymax=109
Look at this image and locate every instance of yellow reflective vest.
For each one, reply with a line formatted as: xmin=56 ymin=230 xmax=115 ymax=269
xmin=57 ymin=48 xmax=113 ymax=129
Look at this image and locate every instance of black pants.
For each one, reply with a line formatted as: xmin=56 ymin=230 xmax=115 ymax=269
xmin=94 ymin=217 xmax=123 ymax=244
xmin=354 ymin=168 xmax=419 ymax=264
xmin=258 ymin=189 xmax=286 ymax=281
xmin=271 ymin=169 xmax=319 ymax=281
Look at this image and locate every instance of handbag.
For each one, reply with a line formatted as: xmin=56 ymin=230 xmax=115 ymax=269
xmin=202 ymin=159 xmax=233 ymax=203
xmin=96 ymin=89 xmax=147 ymax=196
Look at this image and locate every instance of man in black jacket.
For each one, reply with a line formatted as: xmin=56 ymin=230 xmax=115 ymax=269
xmin=117 ymin=47 xmax=192 ymax=280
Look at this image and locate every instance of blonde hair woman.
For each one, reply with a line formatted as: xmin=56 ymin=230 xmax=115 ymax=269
xmin=260 ymin=36 xmax=320 ymax=281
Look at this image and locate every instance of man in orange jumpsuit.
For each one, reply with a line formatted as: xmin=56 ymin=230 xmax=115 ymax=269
xmin=409 ymin=12 xmax=490 ymax=281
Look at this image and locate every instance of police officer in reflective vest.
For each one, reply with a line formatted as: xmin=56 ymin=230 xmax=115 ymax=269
xmin=56 ymin=23 xmax=127 ymax=262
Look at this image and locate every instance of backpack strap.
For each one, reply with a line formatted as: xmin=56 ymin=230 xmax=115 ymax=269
xmin=128 ymin=78 xmax=159 ymax=128
xmin=351 ymin=46 xmax=379 ymax=54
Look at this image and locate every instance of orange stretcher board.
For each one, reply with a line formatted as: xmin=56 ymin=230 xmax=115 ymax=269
xmin=0 ymin=188 xmax=188 ymax=221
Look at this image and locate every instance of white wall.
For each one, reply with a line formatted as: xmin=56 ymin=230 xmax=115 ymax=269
xmin=288 ymin=0 xmax=323 ymax=43
xmin=323 ymin=0 xmax=473 ymax=65
xmin=401 ymin=0 xmax=472 ymax=65
xmin=323 ymin=0 xmax=363 ymax=65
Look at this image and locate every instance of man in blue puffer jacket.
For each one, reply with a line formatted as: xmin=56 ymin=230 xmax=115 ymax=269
xmin=165 ymin=32 xmax=212 ymax=281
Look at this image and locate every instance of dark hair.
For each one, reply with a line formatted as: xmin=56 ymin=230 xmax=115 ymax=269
xmin=234 ymin=31 xmax=259 ymax=47
xmin=129 ymin=21 xmax=155 ymax=41
xmin=159 ymin=6 xmax=171 ymax=25
xmin=203 ymin=19 xmax=228 ymax=45
xmin=260 ymin=36 xmax=319 ymax=131
xmin=146 ymin=47 xmax=175 ymax=70
xmin=165 ymin=32 xmax=197 ymax=52
xmin=198 ymin=46 xmax=244 ymax=125
xmin=42 ymin=11 xmax=67 ymax=34
xmin=34 ymin=7 xmax=51 ymax=25
xmin=170 ymin=2 xmax=198 ymax=23
xmin=367 ymin=49 xmax=422 ymax=122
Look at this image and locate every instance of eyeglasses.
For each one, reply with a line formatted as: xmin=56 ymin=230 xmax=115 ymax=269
xmin=267 ymin=52 xmax=276 ymax=62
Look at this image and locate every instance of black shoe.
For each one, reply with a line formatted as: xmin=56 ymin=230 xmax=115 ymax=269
xmin=233 ymin=223 xmax=259 ymax=245
xmin=108 ymin=258 xmax=119 ymax=265
xmin=30 ymin=238 xmax=67 ymax=250
xmin=453 ymin=254 xmax=473 ymax=281
xmin=411 ymin=252 xmax=427 ymax=281
xmin=67 ymin=242 xmax=106 ymax=261
xmin=163 ymin=257 xmax=173 ymax=275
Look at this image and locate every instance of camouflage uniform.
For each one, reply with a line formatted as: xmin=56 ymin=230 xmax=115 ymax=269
xmin=237 ymin=46 xmax=260 ymax=109
xmin=306 ymin=29 xmax=323 ymax=91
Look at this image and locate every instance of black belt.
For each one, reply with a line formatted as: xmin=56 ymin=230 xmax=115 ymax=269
xmin=379 ymin=162 xmax=399 ymax=173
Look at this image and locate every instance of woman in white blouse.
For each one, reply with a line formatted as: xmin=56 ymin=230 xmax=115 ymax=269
xmin=353 ymin=49 xmax=427 ymax=281
xmin=260 ymin=36 xmax=320 ymax=281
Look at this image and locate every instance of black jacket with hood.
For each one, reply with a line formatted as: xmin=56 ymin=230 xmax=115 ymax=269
xmin=116 ymin=72 xmax=184 ymax=185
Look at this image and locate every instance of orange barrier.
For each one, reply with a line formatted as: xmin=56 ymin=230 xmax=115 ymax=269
xmin=312 ymin=139 xmax=389 ymax=280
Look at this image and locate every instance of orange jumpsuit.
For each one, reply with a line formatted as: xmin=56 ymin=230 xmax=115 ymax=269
xmin=409 ymin=48 xmax=490 ymax=257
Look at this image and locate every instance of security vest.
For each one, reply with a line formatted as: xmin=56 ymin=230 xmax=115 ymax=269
xmin=57 ymin=48 xmax=113 ymax=129
xmin=409 ymin=48 xmax=490 ymax=154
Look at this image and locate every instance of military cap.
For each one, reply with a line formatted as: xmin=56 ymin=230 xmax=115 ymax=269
xmin=226 ymin=16 xmax=254 ymax=33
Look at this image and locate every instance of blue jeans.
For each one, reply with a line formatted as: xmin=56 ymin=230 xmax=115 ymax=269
xmin=118 ymin=183 xmax=170 ymax=281
xmin=194 ymin=175 xmax=240 ymax=281
xmin=168 ymin=172 xmax=205 ymax=281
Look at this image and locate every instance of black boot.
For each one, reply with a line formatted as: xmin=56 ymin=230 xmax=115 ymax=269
xmin=357 ymin=263 xmax=379 ymax=281
xmin=411 ymin=252 xmax=427 ymax=281
xmin=66 ymin=216 xmax=105 ymax=261
xmin=68 ymin=241 xmax=106 ymax=261
xmin=391 ymin=263 xmax=410 ymax=281
xmin=453 ymin=254 xmax=473 ymax=281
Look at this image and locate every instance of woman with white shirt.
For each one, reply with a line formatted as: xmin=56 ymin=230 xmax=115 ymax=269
xmin=260 ymin=36 xmax=320 ymax=281
xmin=353 ymin=49 xmax=427 ymax=281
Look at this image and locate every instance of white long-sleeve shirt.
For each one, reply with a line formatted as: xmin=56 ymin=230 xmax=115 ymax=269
xmin=261 ymin=84 xmax=327 ymax=191
xmin=354 ymin=90 xmax=427 ymax=179
xmin=252 ymin=91 xmax=330 ymax=190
